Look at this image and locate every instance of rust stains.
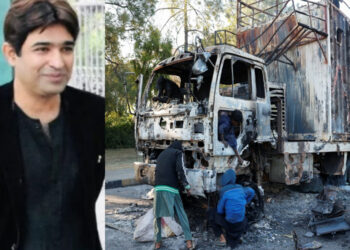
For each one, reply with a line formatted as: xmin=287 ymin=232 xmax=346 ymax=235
xmin=284 ymin=153 xmax=305 ymax=185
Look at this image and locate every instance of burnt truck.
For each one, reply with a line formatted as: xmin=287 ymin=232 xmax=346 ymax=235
xmin=132 ymin=0 xmax=350 ymax=194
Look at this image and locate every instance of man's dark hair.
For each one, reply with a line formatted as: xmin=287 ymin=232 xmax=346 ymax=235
xmin=4 ymin=0 xmax=79 ymax=55
xmin=231 ymin=110 xmax=243 ymax=123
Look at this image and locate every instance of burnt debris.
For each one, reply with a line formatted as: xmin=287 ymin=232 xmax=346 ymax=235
xmin=309 ymin=186 xmax=350 ymax=236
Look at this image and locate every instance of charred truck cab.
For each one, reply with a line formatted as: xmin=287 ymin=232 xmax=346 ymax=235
xmin=133 ymin=1 xmax=350 ymax=195
xmin=134 ymin=45 xmax=276 ymax=194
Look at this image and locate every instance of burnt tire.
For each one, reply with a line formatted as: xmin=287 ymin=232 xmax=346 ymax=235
xmin=291 ymin=174 xmax=323 ymax=193
xmin=243 ymin=182 xmax=264 ymax=224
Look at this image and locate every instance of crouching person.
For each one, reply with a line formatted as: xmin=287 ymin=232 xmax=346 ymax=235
xmin=208 ymin=169 xmax=255 ymax=248
xmin=153 ymin=141 xmax=195 ymax=250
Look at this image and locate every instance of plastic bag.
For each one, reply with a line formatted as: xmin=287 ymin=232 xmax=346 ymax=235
xmin=186 ymin=169 xmax=206 ymax=198
xmin=133 ymin=208 xmax=183 ymax=242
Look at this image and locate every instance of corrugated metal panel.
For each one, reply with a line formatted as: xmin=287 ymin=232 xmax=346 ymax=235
xmin=266 ymin=40 xmax=329 ymax=141
xmin=330 ymin=5 xmax=350 ymax=139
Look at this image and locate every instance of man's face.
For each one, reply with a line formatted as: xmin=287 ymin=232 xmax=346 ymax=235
xmin=8 ymin=24 xmax=75 ymax=97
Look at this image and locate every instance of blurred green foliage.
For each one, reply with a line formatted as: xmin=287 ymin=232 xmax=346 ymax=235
xmin=105 ymin=0 xmax=172 ymax=117
xmin=105 ymin=112 xmax=135 ymax=148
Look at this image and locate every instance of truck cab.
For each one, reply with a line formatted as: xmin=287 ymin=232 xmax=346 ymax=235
xmin=134 ymin=44 xmax=278 ymax=193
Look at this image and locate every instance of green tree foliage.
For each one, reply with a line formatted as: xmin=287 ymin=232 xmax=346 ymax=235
xmin=105 ymin=0 xmax=161 ymax=117
xmin=132 ymin=26 xmax=172 ymax=85
xmin=159 ymin=0 xmax=224 ymax=51
xmin=105 ymin=0 xmax=157 ymax=68
xmin=105 ymin=0 xmax=173 ymax=148
xmin=105 ymin=113 xmax=135 ymax=148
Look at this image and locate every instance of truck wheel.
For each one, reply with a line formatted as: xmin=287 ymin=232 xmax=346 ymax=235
xmin=291 ymin=174 xmax=323 ymax=193
xmin=244 ymin=182 xmax=264 ymax=223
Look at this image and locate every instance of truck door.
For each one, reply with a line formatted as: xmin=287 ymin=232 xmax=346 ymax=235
xmin=212 ymin=55 xmax=256 ymax=156
xmin=254 ymin=67 xmax=273 ymax=142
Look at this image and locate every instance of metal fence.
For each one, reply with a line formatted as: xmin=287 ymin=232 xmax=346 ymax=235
xmin=68 ymin=0 xmax=105 ymax=97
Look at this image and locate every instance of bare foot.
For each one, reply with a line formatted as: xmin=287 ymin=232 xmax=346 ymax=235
xmin=220 ymin=234 xmax=226 ymax=244
xmin=186 ymin=240 xmax=193 ymax=249
xmin=154 ymin=242 xmax=161 ymax=249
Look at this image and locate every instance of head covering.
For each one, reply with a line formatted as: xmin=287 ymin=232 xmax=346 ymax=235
xmin=221 ymin=169 xmax=236 ymax=186
xmin=169 ymin=140 xmax=182 ymax=151
xmin=230 ymin=110 xmax=243 ymax=123
xmin=219 ymin=169 xmax=240 ymax=198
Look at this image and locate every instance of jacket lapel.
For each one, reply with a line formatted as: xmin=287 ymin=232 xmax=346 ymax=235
xmin=0 ymin=83 xmax=25 ymax=221
xmin=61 ymin=88 xmax=86 ymax=168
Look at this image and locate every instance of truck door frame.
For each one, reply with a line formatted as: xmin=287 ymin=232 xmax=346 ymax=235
xmin=254 ymin=65 xmax=273 ymax=142
xmin=212 ymin=54 xmax=256 ymax=156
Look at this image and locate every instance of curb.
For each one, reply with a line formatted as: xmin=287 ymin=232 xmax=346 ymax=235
xmin=105 ymin=178 xmax=141 ymax=189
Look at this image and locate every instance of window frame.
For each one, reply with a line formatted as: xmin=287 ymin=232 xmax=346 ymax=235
xmin=216 ymin=54 xmax=254 ymax=101
xmin=254 ymin=66 xmax=266 ymax=100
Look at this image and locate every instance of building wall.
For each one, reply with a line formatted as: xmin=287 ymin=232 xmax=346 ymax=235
xmin=0 ymin=0 xmax=12 ymax=85
xmin=68 ymin=0 xmax=105 ymax=97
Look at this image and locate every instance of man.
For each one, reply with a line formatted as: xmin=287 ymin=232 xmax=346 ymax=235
xmin=208 ymin=169 xmax=255 ymax=248
xmin=152 ymin=76 xmax=184 ymax=103
xmin=219 ymin=110 xmax=244 ymax=165
xmin=0 ymin=0 xmax=104 ymax=249
xmin=153 ymin=141 xmax=194 ymax=249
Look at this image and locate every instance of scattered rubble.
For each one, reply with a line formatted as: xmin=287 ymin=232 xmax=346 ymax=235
xmin=253 ymin=220 xmax=272 ymax=230
xmin=141 ymin=188 xmax=154 ymax=200
xmin=304 ymin=231 xmax=314 ymax=238
xmin=308 ymin=186 xmax=350 ymax=236
xmin=115 ymin=204 xmax=146 ymax=214
xmin=300 ymin=241 xmax=322 ymax=250
xmin=106 ymin=184 xmax=350 ymax=250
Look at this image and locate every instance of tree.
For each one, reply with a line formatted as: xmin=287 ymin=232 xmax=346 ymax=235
xmin=157 ymin=0 xmax=224 ymax=52
xmin=105 ymin=0 xmax=157 ymax=116
xmin=132 ymin=26 xmax=172 ymax=83
xmin=105 ymin=0 xmax=172 ymax=116
xmin=105 ymin=0 xmax=157 ymax=70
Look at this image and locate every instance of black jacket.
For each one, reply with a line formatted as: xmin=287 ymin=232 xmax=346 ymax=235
xmin=155 ymin=141 xmax=189 ymax=190
xmin=0 ymin=82 xmax=105 ymax=250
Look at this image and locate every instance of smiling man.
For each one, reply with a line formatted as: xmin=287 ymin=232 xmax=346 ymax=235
xmin=0 ymin=1 xmax=104 ymax=249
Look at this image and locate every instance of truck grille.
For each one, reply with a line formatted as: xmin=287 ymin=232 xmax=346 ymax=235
xmin=270 ymin=87 xmax=286 ymax=132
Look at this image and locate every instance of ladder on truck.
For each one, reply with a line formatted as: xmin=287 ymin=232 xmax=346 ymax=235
xmin=234 ymin=0 xmax=329 ymax=66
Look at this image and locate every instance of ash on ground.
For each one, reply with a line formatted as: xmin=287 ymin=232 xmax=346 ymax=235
xmin=106 ymin=184 xmax=350 ymax=250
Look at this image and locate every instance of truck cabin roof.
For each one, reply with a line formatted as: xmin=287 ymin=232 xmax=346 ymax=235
xmin=153 ymin=44 xmax=265 ymax=77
